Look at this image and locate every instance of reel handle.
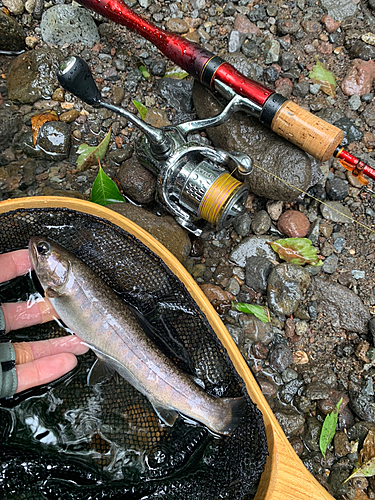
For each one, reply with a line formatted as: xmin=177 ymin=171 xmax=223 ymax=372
xmin=57 ymin=56 xmax=102 ymax=107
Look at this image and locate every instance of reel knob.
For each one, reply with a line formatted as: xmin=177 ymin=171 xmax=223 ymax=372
xmin=57 ymin=56 xmax=102 ymax=107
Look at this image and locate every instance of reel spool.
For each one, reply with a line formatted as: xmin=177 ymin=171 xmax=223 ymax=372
xmin=58 ymin=56 xmax=253 ymax=236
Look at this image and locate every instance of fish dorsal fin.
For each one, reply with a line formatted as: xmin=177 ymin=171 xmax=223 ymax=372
xmin=149 ymin=399 xmax=178 ymax=427
xmin=87 ymin=359 xmax=116 ymax=386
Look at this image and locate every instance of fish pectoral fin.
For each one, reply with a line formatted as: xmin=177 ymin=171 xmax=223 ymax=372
xmin=45 ymin=287 xmax=61 ymax=299
xmin=87 ymin=359 xmax=116 ymax=386
xmin=150 ymin=400 xmax=178 ymax=427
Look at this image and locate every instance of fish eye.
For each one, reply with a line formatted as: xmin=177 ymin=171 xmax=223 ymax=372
xmin=36 ymin=241 xmax=50 ymax=255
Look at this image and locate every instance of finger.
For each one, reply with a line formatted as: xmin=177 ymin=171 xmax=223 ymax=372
xmin=2 ymin=298 xmax=58 ymax=333
xmin=13 ymin=336 xmax=89 ymax=364
xmin=15 ymin=353 xmax=78 ymax=393
xmin=0 ymin=249 xmax=31 ymax=282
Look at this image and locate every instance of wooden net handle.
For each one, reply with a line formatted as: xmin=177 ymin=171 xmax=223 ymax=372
xmin=271 ymin=100 xmax=344 ymax=162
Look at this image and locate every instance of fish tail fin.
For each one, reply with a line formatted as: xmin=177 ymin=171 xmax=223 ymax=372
xmin=217 ymin=396 xmax=247 ymax=436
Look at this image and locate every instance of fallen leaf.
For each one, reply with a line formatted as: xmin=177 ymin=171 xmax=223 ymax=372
xmin=133 ymin=100 xmax=147 ymax=120
xmin=138 ymin=65 xmax=151 ymax=81
xmin=164 ymin=68 xmax=189 ymax=80
xmin=309 ymin=57 xmax=337 ymax=97
xmin=231 ymin=302 xmax=270 ymax=323
xmin=76 ymin=128 xmax=111 ymax=172
xmin=319 ymin=398 xmax=343 ymax=458
xmin=90 ymin=163 xmax=125 ymax=206
xmin=293 ymin=350 xmax=309 ymax=364
xmin=345 ymin=429 xmax=375 ymax=482
xmin=269 ymin=238 xmax=323 ymax=266
xmin=30 ymin=110 xmax=58 ymax=146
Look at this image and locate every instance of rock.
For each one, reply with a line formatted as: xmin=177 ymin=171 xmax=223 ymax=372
xmin=341 ymin=59 xmax=375 ymax=96
xmin=362 ymin=101 xmax=375 ymax=128
xmin=266 ymin=200 xmax=284 ymax=221
xmin=233 ymin=14 xmax=260 ymax=35
xmin=7 ymin=47 xmax=63 ymax=104
xmin=320 ymin=201 xmax=352 ymax=223
xmin=269 ymin=343 xmax=294 ymax=372
xmin=313 ymin=277 xmax=370 ymax=332
xmin=326 ymin=178 xmax=349 ymax=200
xmin=277 ymin=210 xmax=310 ymax=237
xmin=0 ymin=108 xmax=22 ymax=153
xmin=321 ymin=0 xmax=357 ymax=21
xmin=279 ymin=378 xmax=304 ymax=404
xmin=241 ymin=315 xmax=274 ymax=345
xmin=349 ymin=41 xmax=375 ymax=61
xmin=328 ymin=469 xmax=350 ymax=497
xmin=59 ymin=109 xmax=80 ymax=123
xmin=305 ymin=382 xmax=330 ymax=400
xmin=251 ymin=210 xmax=271 ymax=235
xmin=349 ymin=392 xmax=375 ymax=423
xmin=335 ymin=117 xmax=363 ymax=145
xmin=40 ymin=5 xmax=99 ymax=47
xmin=322 ymin=254 xmax=339 ymax=274
xmin=0 ymin=10 xmax=25 ymax=52
xmin=117 ymin=157 xmax=157 ymax=204
xmin=232 ymin=211 xmax=252 ymax=237
xmin=25 ymin=121 xmax=71 ymax=161
xmin=192 ymin=79 xmax=312 ymax=201
xmin=245 ymin=256 xmax=274 ymax=294
xmin=267 ymin=263 xmax=311 ymax=316
xmin=109 ymin=203 xmax=191 ymax=263
xmin=199 ymin=284 xmax=235 ymax=304
xmin=303 ymin=417 xmax=323 ymax=452
xmin=165 ymin=18 xmax=189 ymax=34
xmin=229 ymin=235 xmax=278 ymax=267
xmin=228 ymin=30 xmax=246 ymax=53
xmin=157 ymin=78 xmax=194 ymax=114
xmin=256 ymin=376 xmax=278 ymax=398
xmin=274 ymin=409 xmax=305 ymax=437
xmin=2 ymin=0 xmax=24 ymax=15
xmin=334 ymin=431 xmax=351 ymax=457
xmin=321 ymin=14 xmax=341 ymax=33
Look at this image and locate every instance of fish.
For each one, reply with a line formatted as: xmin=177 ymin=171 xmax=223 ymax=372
xmin=28 ymin=236 xmax=246 ymax=436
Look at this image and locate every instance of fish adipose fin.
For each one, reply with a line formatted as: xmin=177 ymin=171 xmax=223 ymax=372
xmin=219 ymin=396 xmax=247 ymax=436
xmin=149 ymin=399 xmax=178 ymax=427
xmin=87 ymin=359 xmax=116 ymax=386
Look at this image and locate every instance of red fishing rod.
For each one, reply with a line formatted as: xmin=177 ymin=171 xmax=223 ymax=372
xmin=77 ymin=0 xmax=375 ymax=185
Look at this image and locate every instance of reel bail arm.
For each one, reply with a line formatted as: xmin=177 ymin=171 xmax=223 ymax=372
xmin=57 ymin=56 xmax=253 ymax=236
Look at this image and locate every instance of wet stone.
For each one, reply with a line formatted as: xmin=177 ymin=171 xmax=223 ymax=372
xmin=349 ymin=392 xmax=375 ymax=423
xmin=267 ymin=263 xmax=311 ymax=316
xmin=269 ymin=343 xmax=294 ymax=373
xmin=280 ymin=52 xmax=295 ymax=71
xmin=117 ymin=157 xmax=156 ymax=204
xmin=240 ymin=315 xmax=274 ymax=345
xmin=230 ymin=235 xmax=277 ymax=267
xmin=277 ymin=210 xmax=310 ymax=237
xmin=279 ymin=378 xmax=304 ymax=404
xmin=328 ymin=469 xmax=350 ymax=497
xmin=0 ymin=10 xmax=25 ymax=52
xmin=274 ymin=409 xmax=305 ymax=437
xmin=0 ymin=108 xmax=22 ymax=153
xmin=326 ymin=178 xmax=349 ymax=201
xmin=320 ymin=201 xmax=352 ymax=223
xmin=33 ymin=121 xmax=71 ymax=161
xmin=157 ymin=78 xmax=194 ymax=114
xmin=282 ymin=368 xmax=298 ymax=383
xmin=335 ymin=117 xmax=363 ymax=145
xmin=305 ymin=382 xmax=330 ymax=400
xmin=241 ymin=39 xmax=262 ymax=59
xmin=232 ymin=211 xmax=252 ymax=237
xmin=313 ymin=277 xmax=370 ymax=332
xmin=7 ymin=47 xmax=63 ymax=104
xmin=228 ymin=30 xmax=247 ymax=53
xmin=256 ymin=376 xmax=278 ymax=398
xmin=245 ymin=256 xmax=274 ymax=294
xmin=303 ymin=417 xmax=323 ymax=452
xmin=295 ymin=395 xmax=316 ymax=414
xmin=341 ymin=59 xmax=375 ymax=96
xmin=293 ymin=80 xmax=310 ymax=98
xmin=166 ymin=18 xmax=189 ymax=34
xmin=251 ymin=210 xmax=271 ymax=235
xmin=40 ymin=5 xmax=99 ymax=47
xmin=149 ymin=60 xmax=166 ymax=77
xmin=290 ymin=436 xmax=304 ymax=456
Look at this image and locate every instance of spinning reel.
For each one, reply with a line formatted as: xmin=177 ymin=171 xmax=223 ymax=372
xmin=58 ymin=56 xmax=254 ymax=236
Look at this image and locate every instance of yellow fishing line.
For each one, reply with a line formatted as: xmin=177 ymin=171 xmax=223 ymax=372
xmin=199 ymin=173 xmax=242 ymax=225
xmin=251 ymin=162 xmax=375 ymax=234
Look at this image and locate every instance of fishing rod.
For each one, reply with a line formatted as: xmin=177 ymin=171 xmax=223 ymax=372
xmin=74 ymin=0 xmax=375 ymax=185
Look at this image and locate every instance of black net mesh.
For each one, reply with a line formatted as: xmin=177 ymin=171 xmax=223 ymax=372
xmin=0 ymin=206 xmax=268 ymax=500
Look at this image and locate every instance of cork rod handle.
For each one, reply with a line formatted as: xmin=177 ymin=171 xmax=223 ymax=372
xmin=270 ymin=101 xmax=344 ymax=162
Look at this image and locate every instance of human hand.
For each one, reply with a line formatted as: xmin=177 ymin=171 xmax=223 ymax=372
xmin=0 ymin=249 xmax=88 ymax=395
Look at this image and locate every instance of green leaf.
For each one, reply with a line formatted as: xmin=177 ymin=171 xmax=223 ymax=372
xmin=231 ymin=302 xmax=270 ymax=323
xmin=269 ymin=238 xmax=323 ymax=267
xmin=164 ymin=68 xmax=189 ymax=80
xmin=90 ymin=165 xmax=126 ymax=206
xmin=76 ymin=128 xmax=112 ymax=172
xmin=133 ymin=100 xmax=148 ymax=120
xmin=308 ymin=57 xmax=337 ymax=97
xmin=138 ymin=65 xmax=151 ymax=81
xmin=319 ymin=398 xmax=343 ymax=458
